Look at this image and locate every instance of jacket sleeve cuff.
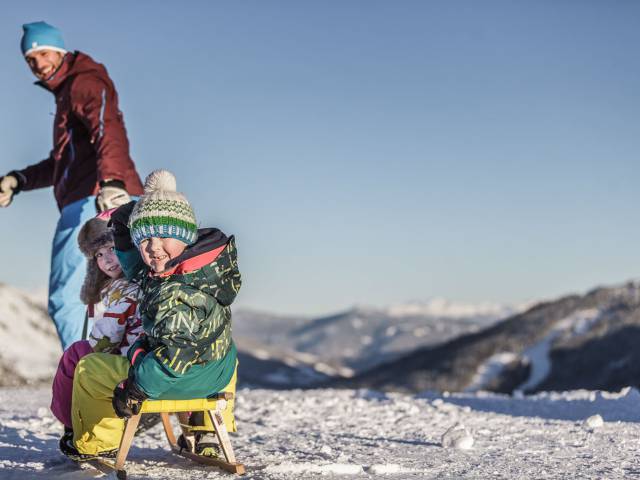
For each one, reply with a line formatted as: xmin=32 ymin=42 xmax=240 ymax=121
xmin=7 ymin=170 xmax=26 ymax=194
xmin=99 ymin=179 xmax=126 ymax=190
xmin=130 ymin=348 xmax=146 ymax=367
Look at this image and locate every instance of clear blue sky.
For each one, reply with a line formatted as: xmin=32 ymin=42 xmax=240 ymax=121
xmin=1 ymin=1 xmax=639 ymax=315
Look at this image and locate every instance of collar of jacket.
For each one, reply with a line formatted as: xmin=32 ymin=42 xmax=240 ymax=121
xmin=152 ymin=228 xmax=230 ymax=278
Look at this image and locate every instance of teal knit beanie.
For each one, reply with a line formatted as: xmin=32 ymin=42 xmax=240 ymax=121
xmin=128 ymin=170 xmax=198 ymax=248
xmin=21 ymin=21 xmax=67 ymax=56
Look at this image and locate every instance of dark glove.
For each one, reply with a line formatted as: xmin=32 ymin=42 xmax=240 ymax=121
xmin=96 ymin=179 xmax=131 ymax=212
xmin=112 ymin=370 xmax=148 ymax=418
xmin=109 ymin=200 xmax=137 ymax=251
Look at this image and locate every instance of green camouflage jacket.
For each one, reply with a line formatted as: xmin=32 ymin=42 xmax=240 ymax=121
xmin=138 ymin=229 xmax=241 ymax=375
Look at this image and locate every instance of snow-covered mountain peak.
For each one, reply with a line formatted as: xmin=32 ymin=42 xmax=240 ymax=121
xmin=386 ymin=298 xmax=525 ymax=319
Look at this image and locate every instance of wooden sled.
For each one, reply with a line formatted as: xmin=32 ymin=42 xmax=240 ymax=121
xmin=95 ymin=393 xmax=245 ymax=479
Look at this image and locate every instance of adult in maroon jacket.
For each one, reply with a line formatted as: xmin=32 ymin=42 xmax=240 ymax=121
xmin=0 ymin=22 xmax=144 ymax=350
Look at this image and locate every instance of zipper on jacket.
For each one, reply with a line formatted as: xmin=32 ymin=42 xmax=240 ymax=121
xmin=98 ymin=89 xmax=106 ymax=140
xmin=62 ymin=128 xmax=75 ymax=182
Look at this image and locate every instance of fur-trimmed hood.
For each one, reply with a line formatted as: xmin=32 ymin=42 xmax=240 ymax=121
xmin=78 ymin=216 xmax=115 ymax=305
xmin=78 ymin=216 xmax=112 ymax=257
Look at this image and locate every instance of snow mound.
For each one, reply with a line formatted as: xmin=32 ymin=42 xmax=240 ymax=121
xmin=441 ymin=423 xmax=474 ymax=450
xmin=584 ymin=414 xmax=604 ymax=429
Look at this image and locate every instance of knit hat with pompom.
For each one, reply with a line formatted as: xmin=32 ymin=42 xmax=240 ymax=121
xmin=128 ymin=169 xmax=198 ymax=248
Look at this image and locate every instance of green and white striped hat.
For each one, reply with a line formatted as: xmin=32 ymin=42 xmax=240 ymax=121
xmin=128 ymin=169 xmax=198 ymax=248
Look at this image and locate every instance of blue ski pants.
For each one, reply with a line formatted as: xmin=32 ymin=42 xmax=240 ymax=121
xmin=49 ymin=196 xmax=97 ymax=351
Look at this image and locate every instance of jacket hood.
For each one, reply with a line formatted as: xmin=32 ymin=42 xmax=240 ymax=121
xmin=37 ymin=51 xmax=108 ymax=92
xmin=161 ymin=228 xmax=241 ymax=307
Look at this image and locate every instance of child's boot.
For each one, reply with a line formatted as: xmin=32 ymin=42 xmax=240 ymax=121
xmin=188 ymin=411 xmax=222 ymax=458
xmin=194 ymin=432 xmax=222 ymax=458
xmin=59 ymin=427 xmax=117 ymax=461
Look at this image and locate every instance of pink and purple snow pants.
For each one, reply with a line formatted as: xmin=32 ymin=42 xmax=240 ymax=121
xmin=50 ymin=340 xmax=93 ymax=428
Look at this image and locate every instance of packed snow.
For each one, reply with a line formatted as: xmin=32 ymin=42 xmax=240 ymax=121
xmin=2 ymin=386 xmax=640 ymax=479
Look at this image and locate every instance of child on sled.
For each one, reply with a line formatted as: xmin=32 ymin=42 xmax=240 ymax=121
xmin=63 ymin=169 xmax=241 ymax=460
xmin=51 ymin=210 xmax=142 ymax=450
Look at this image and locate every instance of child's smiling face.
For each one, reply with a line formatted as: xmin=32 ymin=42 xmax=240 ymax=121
xmin=139 ymin=236 xmax=188 ymax=273
xmin=95 ymin=243 xmax=122 ymax=279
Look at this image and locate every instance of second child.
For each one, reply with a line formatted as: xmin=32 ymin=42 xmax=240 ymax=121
xmin=51 ymin=211 xmax=141 ymax=452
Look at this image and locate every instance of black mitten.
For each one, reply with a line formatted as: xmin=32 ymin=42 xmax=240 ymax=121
xmin=112 ymin=371 xmax=148 ymax=418
xmin=108 ymin=200 xmax=137 ymax=251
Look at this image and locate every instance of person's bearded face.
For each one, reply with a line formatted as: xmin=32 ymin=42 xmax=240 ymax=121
xmin=25 ymin=49 xmax=64 ymax=81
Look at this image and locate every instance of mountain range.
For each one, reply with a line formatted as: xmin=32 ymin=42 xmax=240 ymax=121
xmin=0 ymin=282 xmax=515 ymax=388
xmin=3 ymin=280 xmax=640 ymax=394
xmin=338 ymin=281 xmax=640 ymax=394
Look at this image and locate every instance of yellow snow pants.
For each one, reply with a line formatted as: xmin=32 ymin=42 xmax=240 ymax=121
xmin=71 ymin=352 xmax=238 ymax=455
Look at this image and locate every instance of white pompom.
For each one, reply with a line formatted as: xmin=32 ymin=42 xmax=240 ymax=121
xmin=144 ymin=169 xmax=177 ymax=193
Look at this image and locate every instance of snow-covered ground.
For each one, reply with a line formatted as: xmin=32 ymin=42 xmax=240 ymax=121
xmin=2 ymin=386 xmax=640 ymax=479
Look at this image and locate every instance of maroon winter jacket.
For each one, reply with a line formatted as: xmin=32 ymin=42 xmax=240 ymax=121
xmin=15 ymin=51 xmax=143 ymax=210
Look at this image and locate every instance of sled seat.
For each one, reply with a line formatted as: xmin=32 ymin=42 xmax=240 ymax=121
xmin=101 ymin=393 xmax=245 ymax=479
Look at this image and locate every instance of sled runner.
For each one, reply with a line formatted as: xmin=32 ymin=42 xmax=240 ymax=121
xmin=94 ymin=392 xmax=245 ymax=479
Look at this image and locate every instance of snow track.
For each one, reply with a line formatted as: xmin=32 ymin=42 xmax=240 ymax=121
xmin=516 ymin=309 xmax=602 ymax=392
xmin=2 ymin=386 xmax=640 ymax=479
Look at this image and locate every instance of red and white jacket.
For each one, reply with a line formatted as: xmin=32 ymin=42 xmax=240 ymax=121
xmin=87 ymin=278 xmax=142 ymax=357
